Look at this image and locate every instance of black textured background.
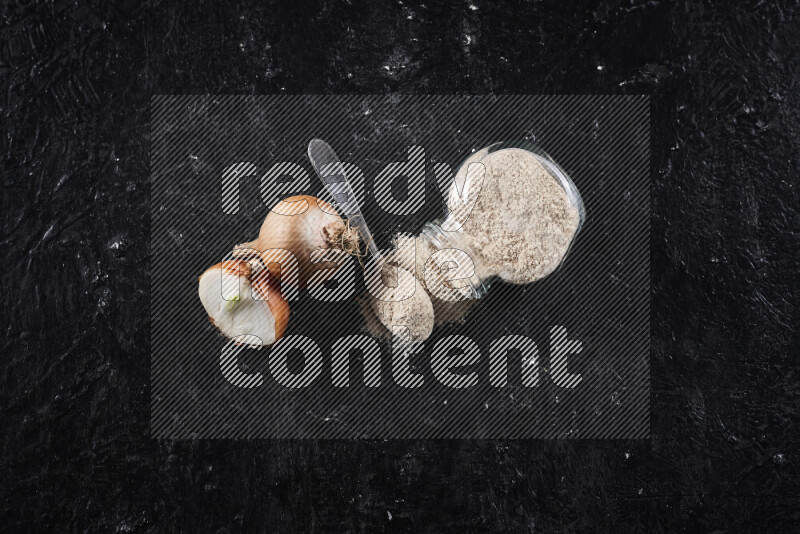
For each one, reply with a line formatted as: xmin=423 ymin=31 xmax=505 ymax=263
xmin=2 ymin=0 xmax=798 ymax=531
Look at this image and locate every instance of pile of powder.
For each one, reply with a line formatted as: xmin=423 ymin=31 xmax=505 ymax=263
xmin=446 ymin=148 xmax=581 ymax=284
xmin=365 ymin=264 xmax=434 ymax=342
xmin=361 ymin=240 xmax=474 ymax=341
xmin=391 ymin=234 xmax=477 ymax=325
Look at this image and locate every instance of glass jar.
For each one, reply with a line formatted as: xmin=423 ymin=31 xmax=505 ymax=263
xmin=414 ymin=141 xmax=585 ymax=300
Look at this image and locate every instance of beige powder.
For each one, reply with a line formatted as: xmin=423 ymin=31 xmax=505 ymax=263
xmin=367 ymin=264 xmax=434 ymax=342
xmin=392 ymin=234 xmax=476 ymax=325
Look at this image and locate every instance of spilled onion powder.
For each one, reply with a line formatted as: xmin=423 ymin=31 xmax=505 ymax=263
xmin=362 ymin=264 xmax=434 ymax=342
xmin=391 ymin=234 xmax=477 ymax=325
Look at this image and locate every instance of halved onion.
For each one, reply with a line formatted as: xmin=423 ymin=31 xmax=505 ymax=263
xmin=198 ymin=259 xmax=290 ymax=347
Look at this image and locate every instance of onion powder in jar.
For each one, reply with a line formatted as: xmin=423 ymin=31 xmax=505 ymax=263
xmin=435 ymin=142 xmax=585 ymax=287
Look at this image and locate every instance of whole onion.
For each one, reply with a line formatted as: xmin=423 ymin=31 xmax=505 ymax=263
xmin=233 ymin=195 xmax=359 ymax=288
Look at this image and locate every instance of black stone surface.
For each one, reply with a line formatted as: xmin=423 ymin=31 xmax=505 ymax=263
xmin=2 ymin=0 xmax=798 ymax=531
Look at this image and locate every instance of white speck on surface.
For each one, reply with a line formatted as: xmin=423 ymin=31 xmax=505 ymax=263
xmin=387 ymin=511 xmax=393 ymax=521
xmin=469 ymin=4 xmax=478 ymax=10
xmin=597 ymin=65 xmax=604 ymax=71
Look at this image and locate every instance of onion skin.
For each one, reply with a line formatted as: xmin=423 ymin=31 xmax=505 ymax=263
xmin=248 ymin=264 xmax=290 ymax=340
xmin=234 ymin=195 xmax=354 ymax=289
